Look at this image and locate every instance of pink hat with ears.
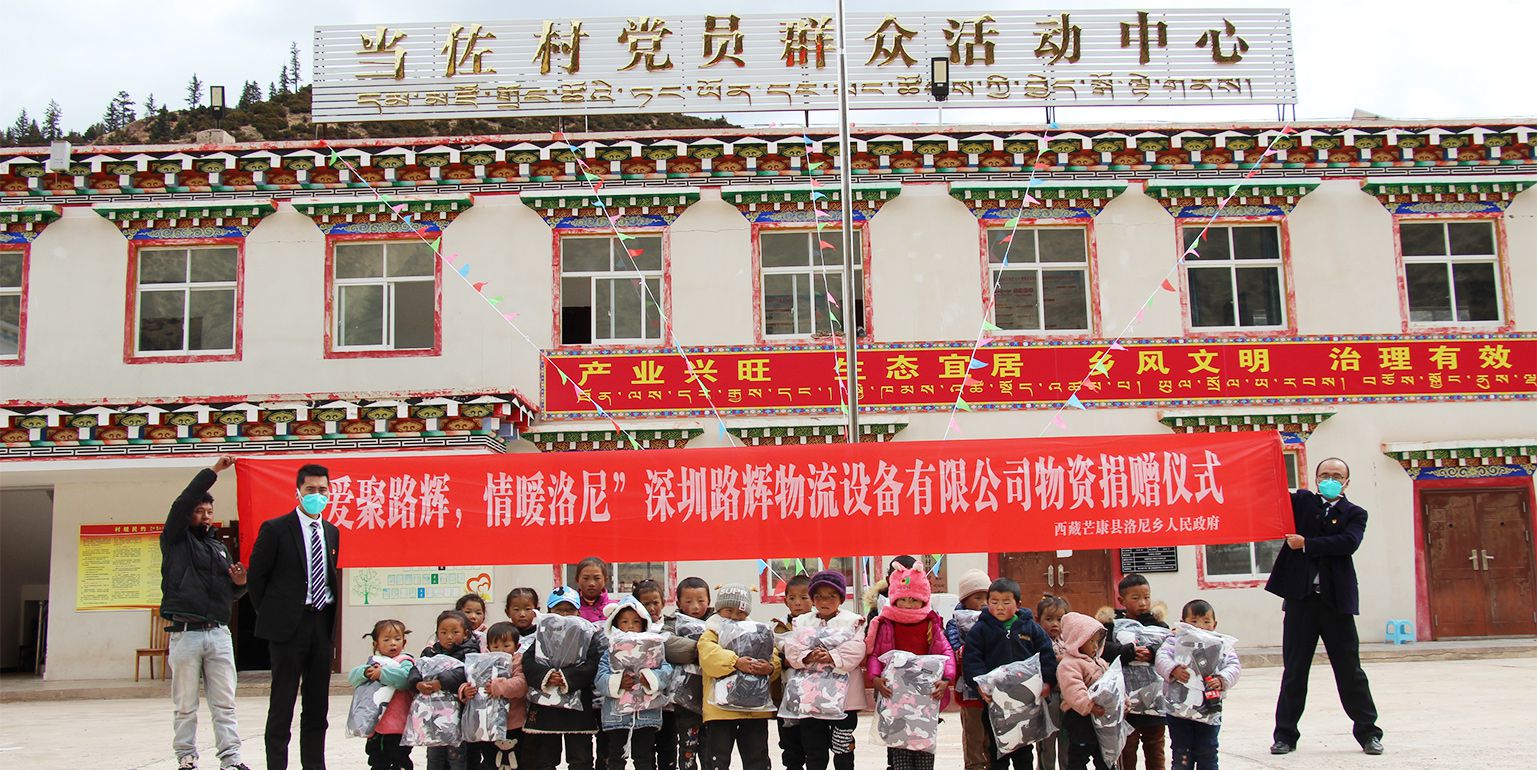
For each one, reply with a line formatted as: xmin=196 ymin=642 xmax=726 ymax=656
xmin=887 ymin=565 xmax=932 ymax=605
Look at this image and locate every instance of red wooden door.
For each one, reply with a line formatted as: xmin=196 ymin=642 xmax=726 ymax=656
xmin=1424 ymin=489 xmax=1537 ymax=638
xmin=997 ymin=550 xmax=1115 ymax=617
xmin=1423 ymin=492 xmax=1485 ymax=637
xmin=1479 ymin=491 xmax=1537 ymax=636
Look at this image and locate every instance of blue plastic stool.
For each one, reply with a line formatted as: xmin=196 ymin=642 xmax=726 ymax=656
xmin=1384 ymin=619 xmax=1414 ymax=644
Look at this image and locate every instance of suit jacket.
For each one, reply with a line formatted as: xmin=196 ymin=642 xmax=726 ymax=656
xmin=1265 ymin=489 xmax=1366 ymax=615
xmin=247 ymin=509 xmax=340 ymax=643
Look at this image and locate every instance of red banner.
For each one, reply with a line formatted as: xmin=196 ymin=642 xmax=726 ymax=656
xmin=235 ymin=432 xmax=1290 ymax=568
xmin=542 ymin=335 xmax=1537 ymax=417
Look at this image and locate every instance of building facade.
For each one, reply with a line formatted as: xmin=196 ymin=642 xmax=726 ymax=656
xmin=0 ymin=119 xmax=1533 ymax=679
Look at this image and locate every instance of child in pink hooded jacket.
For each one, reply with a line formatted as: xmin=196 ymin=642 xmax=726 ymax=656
xmin=1056 ymin=611 xmax=1113 ymax=770
xmin=865 ymin=565 xmax=955 ymax=770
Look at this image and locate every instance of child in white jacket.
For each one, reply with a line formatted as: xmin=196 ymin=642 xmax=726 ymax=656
xmin=1153 ymin=600 xmax=1241 ymax=770
xmin=781 ymin=570 xmax=866 ymax=770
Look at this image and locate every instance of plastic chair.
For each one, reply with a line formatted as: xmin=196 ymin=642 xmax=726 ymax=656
xmin=1384 ymin=619 xmax=1414 ymax=645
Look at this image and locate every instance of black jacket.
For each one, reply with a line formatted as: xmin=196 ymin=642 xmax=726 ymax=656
xmin=159 ymin=469 xmax=245 ymax=624
xmin=522 ymin=628 xmax=603 ymax=733
xmin=404 ymin=638 xmax=479 ymax=693
xmin=247 ymin=509 xmax=340 ymax=643
xmin=1265 ymin=490 xmax=1367 ymax=615
xmin=961 ymin=607 xmax=1058 ymax=690
xmin=1101 ymin=608 xmax=1168 ymax=666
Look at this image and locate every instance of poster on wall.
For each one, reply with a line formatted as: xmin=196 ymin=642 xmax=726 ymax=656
xmin=348 ymin=565 xmax=494 ymax=606
xmin=76 ymin=524 xmax=163 ymax=610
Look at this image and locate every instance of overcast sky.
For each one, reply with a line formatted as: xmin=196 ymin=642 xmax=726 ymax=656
xmin=3 ymin=0 xmax=1531 ymax=134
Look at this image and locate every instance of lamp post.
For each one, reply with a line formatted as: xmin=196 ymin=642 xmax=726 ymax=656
xmin=209 ymin=85 xmax=226 ymax=127
xmin=930 ymin=56 xmax=951 ymax=124
xmin=834 ymin=0 xmax=859 ymax=448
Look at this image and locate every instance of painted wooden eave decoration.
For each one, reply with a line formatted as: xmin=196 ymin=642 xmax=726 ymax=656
xmin=0 ymin=204 xmax=61 ymax=243
xmin=1159 ymin=410 xmax=1334 ymax=444
xmin=520 ymin=189 xmax=701 ymax=225
xmin=1382 ymin=439 xmax=1537 ymax=480
xmin=93 ymin=200 xmax=276 ymax=237
xmin=721 ymin=184 xmax=901 ymax=220
xmin=949 ymin=181 xmax=1129 ymax=217
xmin=1145 ymin=179 xmax=1323 ymax=216
xmin=1362 ymin=175 xmax=1537 ymax=213
xmin=290 ymin=195 xmax=472 ymax=234
xmin=522 ymin=427 xmax=704 ymax=452
xmin=727 ymin=421 xmax=907 ymax=445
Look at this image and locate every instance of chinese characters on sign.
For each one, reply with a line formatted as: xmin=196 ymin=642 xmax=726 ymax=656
xmin=236 ymin=432 xmax=1290 ymax=568
xmin=313 ymin=9 xmax=1296 ymax=121
xmin=541 ymin=335 xmax=1537 ymax=418
xmin=76 ymin=524 xmax=165 ymax=610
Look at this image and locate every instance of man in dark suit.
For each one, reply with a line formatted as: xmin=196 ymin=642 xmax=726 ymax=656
xmin=1265 ymin=457 xmax=1383 ymax=756
xmin=247 ymin=463 xmax=340 ymax=770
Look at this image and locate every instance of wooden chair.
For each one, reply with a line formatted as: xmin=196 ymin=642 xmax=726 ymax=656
xmin=136 ymin=610 xmax=170 ymax=681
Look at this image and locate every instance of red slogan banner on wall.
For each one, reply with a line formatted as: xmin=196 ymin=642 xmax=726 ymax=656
xmin=236 ymin=432 xmax=1290 ymax=568
xmin=543 ymin=335 xmax=1536 ymax=417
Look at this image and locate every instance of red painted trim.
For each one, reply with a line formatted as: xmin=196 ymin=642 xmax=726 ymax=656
xmin=551 ymin=227 xmax=673 ymax=350
xmin=1410 ymin=474 xmax=1537 ymax=641
xmin=1194 ymin=444 xmax=1308 ymax=590
xmin=551 ymin=561 xmax=679 ymax=602
xmin=0 ymin=386 xmax=537 ymax=411
xmin=323 ymin=233 xmax=443 ymax=359
xmin=0 ymin=243 xmax=28 ymax=367
xmin=123 ymin=238 xmax=245 ymax=365
xmin=1390 ymin=212 xmax=1515 ymax=334
xmin=1175 ymin=216 xmax=1299 ymax=338
xmin=749 ymin=220 xmax=874 ymax=345
xmin=975 ymin=217 xmax=1102 ymax=339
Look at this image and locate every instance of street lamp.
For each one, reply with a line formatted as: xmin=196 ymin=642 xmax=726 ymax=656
xmin=929 ymin=57 xmax=951 ymax=102
xmin=209 ymin=85 xmax=226 ymax=125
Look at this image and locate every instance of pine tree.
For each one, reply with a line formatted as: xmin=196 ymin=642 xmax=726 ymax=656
xmin=145 ymin=93 xmax=158 ymax=114
xmin=187 ymin=73 xmax=204 ymax=109
xmin=103 ymin=91 xmax=135 ymax=132
xmin=267 ymin=81 xmax=277 ymax=100
xmin=41 ymin=101 xmax=62 ymax=141
xmin=148 ymin=106 xmax=174 ymax=143
xmin=238 ymin=80 xmax=262 ymax=109
xmin=288 ymin=41 xmax=303 ymax=87
xmin=8 ymin=110 xmax=42 ymax=145
xmin=279 ymin=65 xmax=290 ymax=94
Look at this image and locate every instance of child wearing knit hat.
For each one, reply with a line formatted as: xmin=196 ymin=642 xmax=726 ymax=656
xmin=697 ymin=584 xmax=780 ymax=770
xmin=946 ymin=569 xmax=993 ymax=770
xmin=865 ymin=565 xmax=956 ymax=770
xmin=783 ymin=570 xmax=867 ymax=770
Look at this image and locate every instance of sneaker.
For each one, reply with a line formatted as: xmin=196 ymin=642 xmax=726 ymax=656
xmin=177 ymin=758 xmax=197 ymax=770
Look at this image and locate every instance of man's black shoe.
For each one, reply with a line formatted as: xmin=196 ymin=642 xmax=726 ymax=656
xmin=1363 ymin=738 xmax=1384 ymax=755
xmin=1270 ymin=741 xmax=1296 ymax=754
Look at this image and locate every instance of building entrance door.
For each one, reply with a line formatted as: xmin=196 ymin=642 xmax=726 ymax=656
xmin=1423 ymin=488 xmax=1537 ymax=638
xmin=996 ymin=550 xmax=1115 ymax=615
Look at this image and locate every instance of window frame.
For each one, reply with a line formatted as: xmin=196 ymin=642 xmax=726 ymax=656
xmin=751 ymin=221 xmax=873 ymax=345
xmin=1392 ymin=213 xmax=1512 ymax=333
xmin=553 ymin=228 xmax=672 ymax=348
xmin=0 ymin=243 xmax=28 ymax=366
xmin=123 ymin=239 xmax=244 ymax=364
xmin=977 ymin=218 xmax=1099 ymax=338
xmin=323 ymin=234 xmax=443 ymax=360
xmin=551 ymin=561 xmax=677 ymax=602
xmin=1197 ymin=446 xmax=1305 ymax=588
xmin=761 ymin=556 xmax=858 ymax=604
xmin=1177 ymin=218 xmax=1297 ymax=336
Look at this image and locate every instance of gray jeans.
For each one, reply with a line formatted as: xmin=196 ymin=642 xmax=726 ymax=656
xmin=169 ymin=626 xmax=242 ymax=766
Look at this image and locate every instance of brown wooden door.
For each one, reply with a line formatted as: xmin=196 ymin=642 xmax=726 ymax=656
xmin=1423 ymin=489 xmax=1537 ymax=638
xmin=997 ymin=550 xmax=1115 ymax=617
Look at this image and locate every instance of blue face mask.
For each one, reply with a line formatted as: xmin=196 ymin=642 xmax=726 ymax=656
xmin=299 ymin=493 xmax=328 ymax=516
xmin=1318 ymin=479 xmax=1345 ymax=500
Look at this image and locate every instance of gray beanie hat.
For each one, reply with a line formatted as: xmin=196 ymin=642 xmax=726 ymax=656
xmin=715 ymin=583 xmax=753 ymax=613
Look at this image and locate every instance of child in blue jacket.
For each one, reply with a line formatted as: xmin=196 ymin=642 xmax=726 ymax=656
xmin=962 ymin=578 xmax=1059 ymax=770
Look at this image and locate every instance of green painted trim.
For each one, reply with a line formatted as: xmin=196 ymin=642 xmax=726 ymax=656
xmin=92 ymin=202 xmax=276 ymax=221
xmin=521 ymin=191 xmax=702 ymax=210
xmin=1362 ymin=178 xmax=1537 ymax=196
xmin=720 ymin=184 xmax=903 ymax=206
xmin=1144 ymin=180 xmax=1322 ymax=199
xmin=291 ymin=197 xmax=471 ymax=217
xmin=0 ymin=205 xmax=61 ymax=224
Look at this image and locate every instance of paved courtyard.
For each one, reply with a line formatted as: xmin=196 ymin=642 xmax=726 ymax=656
xmin=2 ymin=657 xmax=1530 ymax=769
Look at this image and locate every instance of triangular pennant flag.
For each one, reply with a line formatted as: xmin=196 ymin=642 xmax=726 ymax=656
xmin=1066 ymin=394 xmax=1086 ymax=410
xmin=489 ymin=296 xmax=503 ymax=306
xmin=962 ymin=375 xmax=978 ymax=388
xmin=429 ymin=237 xmax=442 ymax=253
xmin=794 ymin=559 xmax=806 ymax=574
xmin=627 ymin=248 xmax=645 ymax=257
xmin=968 ymin=358 xmax=986 ymax=370
xmin=415 ymin=226 xmax=433 ymax=237
xmin=997 ymin=234 xmax=1014 ymax=244
xmin=1050 ymin=414 xmax=1067 ymax=429
xmin=627 ymin=434 xmax=642 ymax=450
xmin=930 ymin=555 xmax=944 ymax=575
xmin=1160 ymin=278 xmax=1176 ymax=292
xmin=558 ymin=369 xmax=570 ymax=385
xmin=811 ymin=191 xmax=828 ymax=201
xmin=327 ymin=149 xmax=341 ymax=167
xmin=1090 ymin=358 xmax=1112 ymax=376
xmin=756 ymin=559 xmax=770 ymax=574
xmin=390 ymin=203 xmax=408 ymax=213
xmin=818 ymin=240 xmax=836 ymax=250
xmin=1133 ymin=309 xmax=1146 ymax=323
xmin=978 ymin=335 xmax=994 ymax=347
xmin=808 ymin=161 xmax=824 ymax=170
xmin=1034 ymin=162 xmax=1052 ymax=171
xmin=1005 ymin=216 xmax=1022 ymax=228
xmin=472 ymin=281 xmax=487 ymax=293
xmin=502 ymin=311 xmax=519 ymax=322
xmin=1280 ymin=125 xmax=1296 ymax=135
xmin=456 ymin=264 xmax=470 ymax=277
xmin=401 ymin=215 xmax=414 ymax=227
xmin=981 ymin=320 xmax=1002 ymax=333
xmin=553 ymin=131 xmax=567 ymax=141
xmin=826 ymin=292 xmax=839 ymax=307
xmin=1022 ymin=194 xmax=1041 ymax=206
xmin=616 ymin=232 xmax=636 ymax=241
xmin=1109 ymin=342 xmax=1127 ymax=351
xmin=947 ymin=416 xmax=962 ymax=435
xmin=446 ymin=252 xmax=460 ymax=264
xmin=1048 ymin=121 xmax=1060 ymax=130
xmin=957 ymin=397 xmax=973 ymax=412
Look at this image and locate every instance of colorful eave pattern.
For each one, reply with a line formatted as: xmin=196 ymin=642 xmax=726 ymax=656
xmin=2 ymin=122 xmax=1532 ymax=200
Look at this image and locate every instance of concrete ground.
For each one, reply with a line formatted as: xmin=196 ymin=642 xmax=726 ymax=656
xmin=2 ymin=657 xmax=1531 ymax=769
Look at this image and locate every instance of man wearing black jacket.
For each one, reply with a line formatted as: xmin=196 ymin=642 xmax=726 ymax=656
xmin=1266 ymin=457 xmax=1383 ymax=756
xmin=161 ymin=456 xmax=250 ymax=770
xmin=248 ymin=463 xmax=341 ymax=770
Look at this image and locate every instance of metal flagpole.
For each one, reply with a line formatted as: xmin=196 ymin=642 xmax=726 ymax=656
xmin=834 ymin=0 xmax=858 ymax=445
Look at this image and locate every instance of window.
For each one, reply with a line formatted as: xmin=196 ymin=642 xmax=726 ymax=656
xmin=1204 ymin=452 xmax=1299 ymax=579
xmin=134 ymin=246 xmax=238 ymax=355
xmin=560 ymin=234 xmax=664 ymax=344
xmin=332 ymin=241 xmax=436 ymax=350
xmin=0 ymin=250 xmax=22 ymax=360
xmin=987 ymin=226 xmax=1090 ymax=332
xmin=561 ymin=561 xmax=670 ymax=596
xmin=763 ymin=557 xmax=856 ymax=599
xmin=760 ymin=229 xmax=865 ymax=338
xmin=1183 ymin=225 xmax=1286 ymax=329
xmin=1400 ymin=220 xmax=1503 ymax=323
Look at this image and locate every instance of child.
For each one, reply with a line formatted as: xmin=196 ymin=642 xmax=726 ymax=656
xmin=459 ymin=622 xmax=529 ymax=770
xmin=1035 ymin=595 xmax=1071 ymax=770
xmin=597 ymin=596 xmax=674 ymax=769
xmin=773 ymin=574 xmax=814 ymax=770
xmin=785 ymin=571 xmax=866 ymax=770
xmin=663 ymin=578 xmax=712 ymax=770
xmin=1098 ymin=574 xmax=1168 ymax=770
xmin=698 ymin=584 xmax=780 ymax=770
xmin=866 ymin=565 xmax=954 ymax=770
xmin=504 ymin=587 xmax=541 ymax=643
xmin=574 ymin=556 xmax=617 ymax=623
xmin=349 ymin=620 xmax=417 ymax=770
xmin=407 ymin=611 xmax=479 ymax=770
xmin=523 ymin=586 xmax=604 ymax=770
xmin=947 ymin=569 xmax=992 ymax=770
xmin=963 ymin=578 xmax=1058 ymax=770
xmin=1154 ymin=601 xmax=1240 ymax=770
xmin=632 ymin=580 xmax=674 ymax=770
xmin=458 ymin=593 xmax=490 ymax=652
xmin=1056 ymin=612 xmax=1112 ymax=770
